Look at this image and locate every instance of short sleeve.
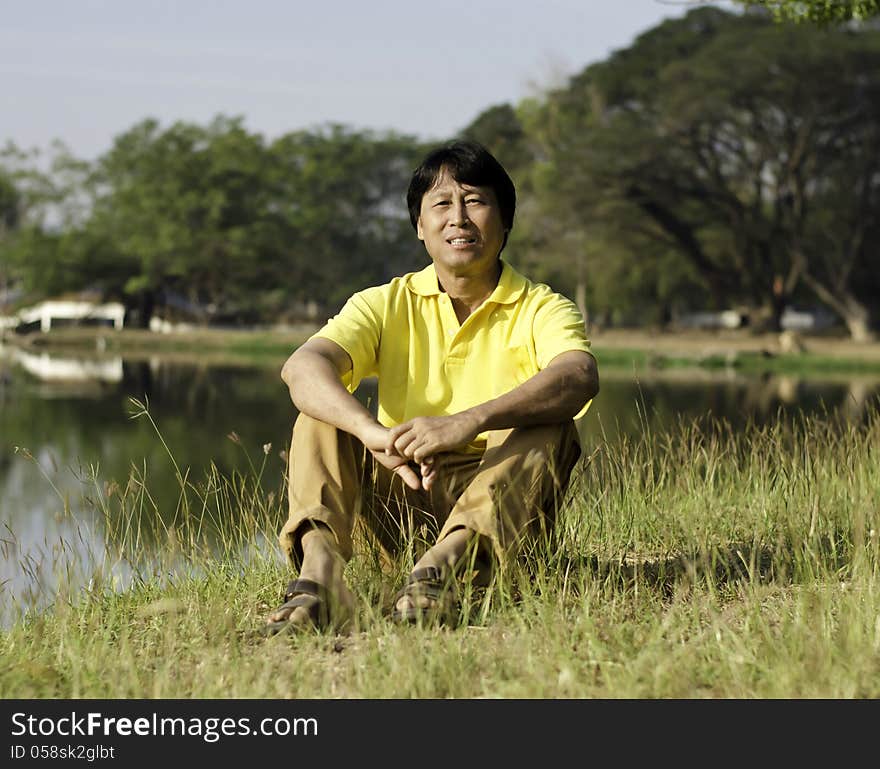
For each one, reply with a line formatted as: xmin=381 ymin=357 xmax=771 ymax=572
xmin=311 ymin=286 xmax=385 ymax=391
xmin=532 ymin=292 xmax=593 ymax=370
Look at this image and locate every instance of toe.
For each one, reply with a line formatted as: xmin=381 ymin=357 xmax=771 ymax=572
xmin=266 ymin=607 xmax=290 ymax=624
xmin=394 ymin=595 xmax=414 ymax=613
xmin=286 ymin=605 xmax=317 ymax=629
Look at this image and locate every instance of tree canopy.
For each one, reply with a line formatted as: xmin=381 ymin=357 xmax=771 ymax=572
xmin=736 ymin=0 xmax=880 ymax=24
xmin=2 ymin=120 xmax=427 ymax=327
xmin=2 ymin=7 xmax=878 ymax=339
xmin=491 ymin=7 xmax=880 ymax=338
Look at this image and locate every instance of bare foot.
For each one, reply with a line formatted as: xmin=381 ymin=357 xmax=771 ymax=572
xmin=266 ymin=526 xmax=355 ymax=634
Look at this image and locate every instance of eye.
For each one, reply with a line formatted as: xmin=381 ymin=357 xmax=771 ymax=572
xmin=433 ymin=200 xmax=450 ymax=207
xmin=465 ymin=197 xmax=484 ymax=205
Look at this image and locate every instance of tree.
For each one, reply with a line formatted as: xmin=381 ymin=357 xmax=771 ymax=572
xmin=265 ymin=126 xmax=427 ymax=312
xmin=2 ymin=117 xmax=430 ymax=326
xmin=526 ymin=7 xmax=880 ymax=338
xmin=0 ymin=171 xmax=19 ymax=235
xmin=0 ymin=168 xmax=19 ymax=302
xmin=460 ymin=103 xmax=534 ymax=176
xmin=735 ymin=0 xmax=880 ymax=24
xmin=82 ymin=116 xmax=279 ymax=326
xmin=0 ymin=141 xmax=72 ymax=305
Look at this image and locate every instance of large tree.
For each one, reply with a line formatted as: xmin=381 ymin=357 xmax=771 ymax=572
xmin=264 ymin=126 xmax=427 ymax=314
xmin=81 ymin=116 xmax=277 ymax=326
xmin=525 ymin=7 xmax=880 ymax=338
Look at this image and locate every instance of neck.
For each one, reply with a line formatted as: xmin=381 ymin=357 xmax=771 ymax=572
xmin=435 ymin=260 xmax=502 ymax=323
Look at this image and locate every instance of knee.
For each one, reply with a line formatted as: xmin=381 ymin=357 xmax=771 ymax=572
xmin=487 ymin=421 xmax=577 ymax=453
xmin=292 ymin=412 xmax=338 ymax=443
xmin=486 ymin=422 xmax=580 ymax=486
xmin=293 ymin=411 xmax=323 ymax=434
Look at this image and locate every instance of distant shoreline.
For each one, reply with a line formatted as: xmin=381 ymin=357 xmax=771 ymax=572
xmin=0 ymin=325 xmax=317 ymax=364
xmin=3 ymin=325 xmax=880 ymax=375
xmin=589 ymin=328 xmax=880 ymax=375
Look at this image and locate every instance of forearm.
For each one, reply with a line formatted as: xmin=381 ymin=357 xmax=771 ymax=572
xmin=386 ymin=352 xmax=597 ymax=463
xmin=283 ymin=351 xmax=377 ymax=441
xmin=465 ymin=353 xmax=598 ymax=433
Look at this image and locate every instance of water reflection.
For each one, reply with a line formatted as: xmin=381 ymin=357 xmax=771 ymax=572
xmin=579 ymin=368 xmax=880 ymax=447
xmin=10 ymin=347 xmax=123 ymax=383
xmin=1 ymin=347 xmax=878 ymax=627
xmin=1 ymin=349 xmax=296 ymax=626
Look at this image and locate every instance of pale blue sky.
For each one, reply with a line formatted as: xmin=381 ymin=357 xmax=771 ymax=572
xmin=2 ymin=0 xmax=734 ymax=159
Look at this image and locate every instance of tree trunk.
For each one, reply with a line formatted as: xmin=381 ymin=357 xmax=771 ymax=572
xmin=575 ymin=280 xmax=587 ymax=327
xmin=844 ymin=313 xmax=875 ymax=343
xmin=575 ymin=251 xmax=588 ymax=328
xmin=802 ymin=273 xmax=875 ymax=342
xmin=133 ymin=291 xmax=155 ymax=329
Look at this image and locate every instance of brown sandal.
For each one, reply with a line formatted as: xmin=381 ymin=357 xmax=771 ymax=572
xmin=264 ymin=578 xmax=343 ymax=635
xmin=390 ymin=566 xmax=460 ymax=626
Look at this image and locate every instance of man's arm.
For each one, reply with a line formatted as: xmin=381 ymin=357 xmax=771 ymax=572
xmin=282 ymin=337 xmax=423 ymax=489
xmin=282 ymin=337 xmax=373 ymax=437
xmin=387 ymin=350 xmax=599 ymax=464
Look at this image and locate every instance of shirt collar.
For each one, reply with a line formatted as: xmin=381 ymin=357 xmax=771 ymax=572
xmin=407 ymin=260 xmax=527 ymax=305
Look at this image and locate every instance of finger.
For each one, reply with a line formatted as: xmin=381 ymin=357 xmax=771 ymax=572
xmin=394 ymin=463 xmax=422 ymax=491
xmin=386 ymin=423 xmax=409 ymax=454
xmin=406 ymin=437 xmax=433 ymax=460
xmin=394 ymin=432 xmax=419 ymax=457
xmin=412 ymin=442 xmax=436 ymax=463
xmin=420 ymin=459 xmax=436 ymax=484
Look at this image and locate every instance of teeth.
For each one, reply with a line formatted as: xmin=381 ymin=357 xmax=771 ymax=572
xmin=450 ymin=238 xmax=474 ymax=244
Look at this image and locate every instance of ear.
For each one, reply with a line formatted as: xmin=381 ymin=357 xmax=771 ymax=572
xmin=416 ymin=217 xmax=425 ymax=241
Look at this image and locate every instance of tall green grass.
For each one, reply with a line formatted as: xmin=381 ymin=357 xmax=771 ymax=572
xmin=2 ymin=400 xmax=878 ymax=698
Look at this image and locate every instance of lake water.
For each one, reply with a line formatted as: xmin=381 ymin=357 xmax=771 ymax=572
xmin=2 ymin=345 xmax=879 ymax=626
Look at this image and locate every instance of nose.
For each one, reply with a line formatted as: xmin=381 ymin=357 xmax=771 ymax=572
xmin=449 ymin=199 xmax=470 ymax=226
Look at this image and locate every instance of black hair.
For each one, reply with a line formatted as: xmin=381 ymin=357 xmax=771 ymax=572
xmin=406 ymin=140 xmax=516 ymax=239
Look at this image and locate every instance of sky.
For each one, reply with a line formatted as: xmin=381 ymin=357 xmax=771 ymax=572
xmin=2 ymin=0 xmax=736 ymax=161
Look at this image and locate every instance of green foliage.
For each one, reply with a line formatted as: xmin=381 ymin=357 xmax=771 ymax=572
xmin=264 ymin=125 xmax=428 ymax=310
xmin=3 ymin=8 xmax=879 ymax=338
xmin=1 ymin=142 xmax=66 ymax=302
xmin=506 ymin=7 xmax=880 ymax=336
xmin=83 ymin=116 xmax=280 ymax=322
xmin=460 ymin=103 xmax=534 ymax=179
xmin=739 ymin=0 xmax=880 ymax=24
xmin=0 ymin=170 xmax=19 ymax=233
xmin=2 ymin=120 xmax=428 ymax=326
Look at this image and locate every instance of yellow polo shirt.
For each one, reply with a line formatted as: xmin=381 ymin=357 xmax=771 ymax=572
xmin=312 ymin=260 xmax=594 ymax=451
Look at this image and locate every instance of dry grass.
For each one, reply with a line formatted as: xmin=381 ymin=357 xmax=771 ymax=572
xmin=1 ymin=402 xmax=878 ymax=698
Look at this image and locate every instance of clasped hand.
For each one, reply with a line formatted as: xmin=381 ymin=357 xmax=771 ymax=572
xmin=359 ymin=413 xmax=481 ymax=492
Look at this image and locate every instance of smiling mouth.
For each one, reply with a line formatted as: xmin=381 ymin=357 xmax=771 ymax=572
xmin=448 ymin=237 xmax=477 ymax=246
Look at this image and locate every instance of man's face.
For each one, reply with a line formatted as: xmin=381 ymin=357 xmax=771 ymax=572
xmin=416 ymin=167 xmax=506 ymax=278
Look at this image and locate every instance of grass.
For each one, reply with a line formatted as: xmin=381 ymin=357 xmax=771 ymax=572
xmin=1 ymin=400 xmax=878 ymax=698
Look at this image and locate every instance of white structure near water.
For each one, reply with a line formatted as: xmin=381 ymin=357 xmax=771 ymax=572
xmin=4 ymin=299 xmax=126 ymax=332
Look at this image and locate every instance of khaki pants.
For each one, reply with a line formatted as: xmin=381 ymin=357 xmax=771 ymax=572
xmin=278 ymin=413 xmax=581 ymax=570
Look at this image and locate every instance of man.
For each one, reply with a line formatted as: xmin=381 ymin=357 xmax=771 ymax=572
xmin=265 ymin=139 xmax=598 ymax=633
